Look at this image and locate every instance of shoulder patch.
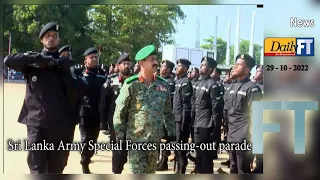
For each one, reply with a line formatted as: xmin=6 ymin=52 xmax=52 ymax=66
xmin=156 ymin=75 xmax=169 ymax=84
xmin=125 ymin=75 xmax=139 ymax=84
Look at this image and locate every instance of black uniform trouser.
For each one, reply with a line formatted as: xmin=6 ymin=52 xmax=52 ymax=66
xmin=213 ymin=112 xmax=223 ymax=157
xmin=194 ymin=127 xmax=214 ymax=174
xmin=110 ymin=132 xmax=128 ymax=174
xmin=252 ymin=154 xmax=263 ymax=173
xmin=175 ymin=122 xmax=189 ymax=169
xmin=229 ymin=147 xmax=254 ymax=174
xmin=79 ymin=121 xmax=100 ymax=165
xmin=26 ymin=124 xmax=76 ymax=174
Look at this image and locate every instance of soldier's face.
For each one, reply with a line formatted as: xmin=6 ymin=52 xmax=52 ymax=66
xmin=254 ymin=67 xmax=263 ymax=81
xmin=160 ymin=62 xmax=169 ymax=75
xmin=176 ymin=63 xmax=187 ymax=75
xmin=60 ymin=51 xmax=72 ymax=59
xmin=191 ymin=70 xmax=198 ymax=78
xmin=85 ymin=54 xmax=98 ymax=68
xmin=233 ymin=59 xmax=249 ymax=77
xmin=211 ymin=70 xmax=219 ymax=78
xmin=141 ymin=55 xmax=158 ymax=73
xmin=200 ymin=60 xmax=211 ymax=75
xmin=41 ymin=31 xmax=60 ymax=50
xmin=118 ymin=61 xmax=132 ymax=76
xmin=114 ymin=66 xmax=119 ymax=73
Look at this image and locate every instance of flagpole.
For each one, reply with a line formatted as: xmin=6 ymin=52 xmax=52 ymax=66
xmin=8 ymin=32 xmax=11 ymax=82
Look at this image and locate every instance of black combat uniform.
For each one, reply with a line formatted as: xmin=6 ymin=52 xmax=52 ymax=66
xmin=193 ymin=57 xmax=220 ymax=174
xmin=227 ymin=54 xmax=263 ymax=174
xmin=212 ymin=68 xmax=224 ymax=159
xmin=4 ymin=22 xmax=78 ymax=174
xmin=173 ymin=59 xmax=192 ymax=174
xmin=156 ymin=60 xmax=175 ymax=171
xmin=76 ymin=47 xmax=106 ymax=173
xmin=190 ymin=67 xmax=199 ymax=143
xmin=99 ymin=54 xmax=132 ymax=174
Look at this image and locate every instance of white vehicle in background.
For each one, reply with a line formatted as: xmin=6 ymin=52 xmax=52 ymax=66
xmin=161 ymin=45 xmax=215 ymax=70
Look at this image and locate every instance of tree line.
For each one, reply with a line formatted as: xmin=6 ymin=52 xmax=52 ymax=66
xmin=4 ymin=5 xmax=261 ymax=66
xmin=200 ymin=36 xmax=262 ymax=65
xmin=4 ymin=5 xmax=185 ymax=65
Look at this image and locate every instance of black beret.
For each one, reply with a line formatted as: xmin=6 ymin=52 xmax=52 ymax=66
xmin=161 ymin=60 xmax=175 ymax=70
xmin=201 ymin=56 xmax=217 ymax=68
xmin=83 ymin=47 xmax=98 ymax=56
xmin=58 ymin=45 xmax=72 ymax=54
xmin=176 ymin=58 xmax=191 ymax=68
xmin=214 ymin=68 xmax=221 ymax=75
xmin=39 ymin=22 xmax=59 ymax=39
xmin=117 ymin=53 xmax=131 ymax=64
xmin=235 ymin=54 xmax=256 ymax=69
xmin=191 ymin=67 xmax=199 ymax=73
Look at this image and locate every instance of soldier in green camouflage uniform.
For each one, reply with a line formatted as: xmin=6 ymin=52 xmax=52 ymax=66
xmin=113 ymin=45 xmax=176 ymax=174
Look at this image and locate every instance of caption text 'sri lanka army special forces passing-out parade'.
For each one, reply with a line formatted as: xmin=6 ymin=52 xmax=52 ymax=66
xmin=4 ymin=22 xmax=264 ymax=174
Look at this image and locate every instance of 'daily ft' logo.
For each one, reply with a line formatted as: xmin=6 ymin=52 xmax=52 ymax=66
xmin=264 ymin=37 xmax=314 ymax=56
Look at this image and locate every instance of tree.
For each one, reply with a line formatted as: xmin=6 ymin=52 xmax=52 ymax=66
xmin=201 ymin=37 xmax=262 ymax=65
xmin=200 ymin=36 xmax=227 ymax=64
xmin=88 ymin=5 xmax=185 ymax=65
xmin=4 ymin=5 xmax=185 ymax=65
xmin=4 ymin=5 xmax=94 ymax=62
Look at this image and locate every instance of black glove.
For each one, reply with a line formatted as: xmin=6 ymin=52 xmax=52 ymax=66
xmin=40 ymin=54 xmax=59 ymax=68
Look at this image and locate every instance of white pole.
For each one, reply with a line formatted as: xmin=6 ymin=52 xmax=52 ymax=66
xmin=195 ymin=6 xmax=200 ymax=48
xmin=213 ymin=16 xmax=218 ymax=60
xmin=226 ymin=20 xmax=231 ymax=65
xmin=249 ymin=12 xmax=256 ymax=57
xmin=233 ymin=6 xmax=241 ymax=61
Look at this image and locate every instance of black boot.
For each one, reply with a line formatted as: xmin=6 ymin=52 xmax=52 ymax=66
xmin=174 ymin=163 xmax=180 ymax=174
xmin=156 ymin=155 xmax=168 ymax=171
xmin=180 ymin=165 xmax=186 ymax=174
xmin=82 ymin=164 xmax=91 ymax=174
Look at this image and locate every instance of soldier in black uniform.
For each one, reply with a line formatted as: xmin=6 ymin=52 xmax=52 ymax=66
xmin=193 ymin=57 xmax=220 ymax=174
xmin=252 ymin=65 xmax=263 ymax=173
xmin=4 ymin=22 xmax=78 ymax=174
xmin=75 ymin=47 xmax=106 ymax=174
xmin=220 ymin=68 xmax=234 ymax=167
xmin=190 ymin=67 xmax=199 ymax=142
xmin=227 ymin=54 xmax=263 ymax=174
xmin=173 ymin=58 xmax=193 ymax=174
xmin=156 ymin=59 xmax=175 ymax=171
xmin=211 ymin=67 xmax=224 ymax=159
xmin=99 ymin=53 xmax=132 ymax=174
xmin=58 ymin=45 xmax=72 ymax=59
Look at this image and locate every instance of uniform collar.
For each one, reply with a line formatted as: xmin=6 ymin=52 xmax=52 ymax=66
xmin=138 ymin=73 xmax=157 ymax=83
xmin=237 ymin=77 xmax=250 ymax=83
xmin=85 ymin=68 xmax=98 ymax=75
xmin=176 ymin=73 xmax=187 ymax=80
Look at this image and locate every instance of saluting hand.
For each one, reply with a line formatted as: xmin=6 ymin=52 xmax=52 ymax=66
xmin=40 ymin=54 xmax=59 ymax=68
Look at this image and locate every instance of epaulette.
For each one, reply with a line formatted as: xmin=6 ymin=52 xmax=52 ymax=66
xmin=125 ymin=75 xmax=139 ymax=84
xmin=156 ymin=75 xmax=169 ymax=84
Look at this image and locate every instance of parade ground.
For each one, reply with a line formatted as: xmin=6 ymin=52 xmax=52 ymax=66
xmin=4 ymin=82 xmax=229 ymax=174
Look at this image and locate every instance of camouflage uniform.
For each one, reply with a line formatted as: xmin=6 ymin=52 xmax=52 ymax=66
xmin=113 ymin=74 xmax=175 ymax=174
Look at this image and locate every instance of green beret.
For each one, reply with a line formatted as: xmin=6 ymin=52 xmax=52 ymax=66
xmin=135 ymin=45 xmax=157 ymax=61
